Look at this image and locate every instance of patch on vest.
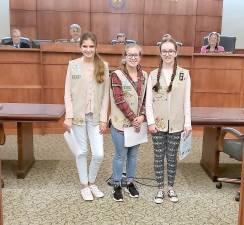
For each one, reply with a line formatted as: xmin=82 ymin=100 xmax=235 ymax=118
xmin=179 ymin=72 xmax=184 ymax=81
xmin=123 ymin=119 xmax=131 ymax=128
xmin=72 ymin=75 xmax=81 ymax=79
xmin=153 ymin=86 xmax=167 ymax=101
xmin=155 ymin=117 xmax=165 ymax=129
xmin=123 ymin=88 xmax=133 ymax=98
xmin=73 ymin=117 xmax=84 ymax=125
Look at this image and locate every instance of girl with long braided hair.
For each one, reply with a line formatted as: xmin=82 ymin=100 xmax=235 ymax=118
xmin=146 ymin=35 xmax=192 ymax=204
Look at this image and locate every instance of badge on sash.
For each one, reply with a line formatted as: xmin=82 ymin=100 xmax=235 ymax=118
xmin=179 ymin=72 xmax=184 ymax=81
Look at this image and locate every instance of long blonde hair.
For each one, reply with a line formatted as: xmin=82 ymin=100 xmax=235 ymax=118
xmin=80 ymin=32 xmax=105 ymax=83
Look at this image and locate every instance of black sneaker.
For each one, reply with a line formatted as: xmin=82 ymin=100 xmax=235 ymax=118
xmin=125 ymin=182 xmax=139 ymax=198
xmin=113 ymin=186 xmax=123 ymax=202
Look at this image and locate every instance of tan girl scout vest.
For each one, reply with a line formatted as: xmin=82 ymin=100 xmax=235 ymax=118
xmin=110 ymin=69 xmax=147 ymax=131
xmin=150 ymin=66 xmax=189 ymax=133
xmin=68 ymin=58 xmax=109 ymax=125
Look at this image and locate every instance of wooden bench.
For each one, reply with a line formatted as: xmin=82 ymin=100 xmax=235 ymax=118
xmin=0 ymin=103 xmax=65 ymax=178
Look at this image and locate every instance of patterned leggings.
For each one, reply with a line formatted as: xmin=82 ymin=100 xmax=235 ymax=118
xmin=152 ymin=131 xmax=181 ymax=188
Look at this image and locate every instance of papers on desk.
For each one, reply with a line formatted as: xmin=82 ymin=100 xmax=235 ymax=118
xmin=179 ymin=131 xmax=192 ymax=160
xmin=124 ymin=122 xmax=148 ymax=147
xmin=64 ymin=129 xmax=82 ymax=157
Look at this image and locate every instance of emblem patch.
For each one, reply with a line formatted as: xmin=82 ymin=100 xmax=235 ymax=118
xmin=179 ymin=72 xmax=184 ymax=81
xmin=109 ymin=0 xmax=125 ymax=9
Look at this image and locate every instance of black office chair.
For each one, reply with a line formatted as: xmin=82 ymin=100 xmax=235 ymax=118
xmin=216 ymin=127 xmax=243 ymax=201
xmin=0 ymin=37 xmax=11 ymax=45
xmin=32 ymin=39 xmax=53 ymax=48
xmin=203 ymin=35 xmax=236 ymax=53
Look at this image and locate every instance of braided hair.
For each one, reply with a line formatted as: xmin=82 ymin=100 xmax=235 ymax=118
xmin=153 ymin=35 xmax=178 ymax=93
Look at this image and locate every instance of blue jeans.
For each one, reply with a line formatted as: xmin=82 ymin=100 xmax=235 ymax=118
xmin=111 ymin=126 xmax=139 ymax=186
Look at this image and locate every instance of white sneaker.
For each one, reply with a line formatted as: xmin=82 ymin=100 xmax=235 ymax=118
xmin=89 ymin=185 xmax=104 ymax=198
xmin=81 ymin=187 xmax=93 ymax=201
xmin=168 ymin=189 xmax=179 ymax=203
xmin=154 ymin=190 xmax=164 ymax=204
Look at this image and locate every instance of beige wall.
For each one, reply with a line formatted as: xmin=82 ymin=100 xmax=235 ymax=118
xmin=221 ymin=0 xmax=244 ymax=48
xmin=0 ymin=0 xmax=10 ymax=38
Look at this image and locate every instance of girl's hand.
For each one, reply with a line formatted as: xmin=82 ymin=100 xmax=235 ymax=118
xmin=148 ymin=124 xmax=158 ymax=134
xmin=99 ymin=122 xmax=107 ymax=134
xmin=184 ymin=126 xmax=192 ymax=137
xmin=132 ymin=115 xmax=144 ymax=127
xmin=64 ymin=118 xmax=72 ymax=132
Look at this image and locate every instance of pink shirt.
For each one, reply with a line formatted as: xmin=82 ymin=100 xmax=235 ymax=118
xmin=200 ymin=45 xmax=225 ymax=53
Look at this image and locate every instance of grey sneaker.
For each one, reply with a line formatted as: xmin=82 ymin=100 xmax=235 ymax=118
xmin=154 ymin=190 xmax=164 ymax=204
xmin=168 ymin=189 xmax=179 ymax=203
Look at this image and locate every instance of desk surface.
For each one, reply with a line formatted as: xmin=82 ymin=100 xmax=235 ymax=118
xmin=0 ymin=103 xmax=65 ymax=122
xmin=192 ymin=107 xmax=244 ymax=126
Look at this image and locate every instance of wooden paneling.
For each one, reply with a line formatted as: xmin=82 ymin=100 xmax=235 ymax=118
xmin=144 ymin=0 xmax=197 ymax=15
xmin=196 ymin=16 xmax=222 ymax=32
xmin=0 ymin=89 xmax=42 ymax=103
xmin=10 ymin=0 xmax=36 ymax=10
xmin=37 ymin=12 xmax=90 ymax=39
xmin=43 ymin=65 xmax=66 ymax=88
xmin=192 ymin=93 xmax=240 ymax=107
xmin=0 ymin=49 xmax=40 ymax=62
xmin=191 ymin=69 xmax=242 ymax=93
xmin=197 ymin=0 xmax=223 ymax=16
xmin=144 ymin=15 xmax=196 ymax=46
xmin=0 ymin=64 xmax=40 ymax=86
xmin=9 ymin=0 xmax=223 ymax=47
xmin=91 ymin=0 xmax=144 ymax=13
xmin=193 ymin=55 xmax=243 ymax=69
xmin=42 ymin=53 xmax=79 ymax=65
xmin=177 ymin=57 xmax=192 ymax=69
xmin=91 ymin=13 xmax=143 ymax=44
xmin=43 ymin=89 xmax=64 ymax=105
xmin=242 ymin=94 xmax=244 ymax=108
xmin=10 ymin=0 xmax=37 ymax=39
xmin=37 ymin=0 xmax=90 ymax=11
xmin=10 ymin=11 xmax=37 ymax=26
xmin=0 ymin=49 xmax=41 ymax=104
xmin=191 ymin=54 xmax=244 ymax=108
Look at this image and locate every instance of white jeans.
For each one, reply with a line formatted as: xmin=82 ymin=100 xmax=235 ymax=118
xmin=72 ymin=114 xmax=104 ymax=185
